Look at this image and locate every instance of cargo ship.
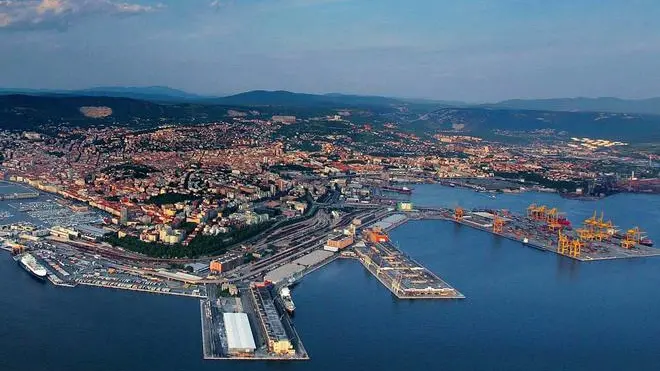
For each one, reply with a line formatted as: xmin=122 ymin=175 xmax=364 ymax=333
xmin=279 ymin=287 xmax=295 ymax=314
xmin=382 ymin=186 xmax=412 ymax=195
xmin=17 ymin=253 xmax=48 ymax=280
xmin=610 ymin=232 xmax=654 ymax=247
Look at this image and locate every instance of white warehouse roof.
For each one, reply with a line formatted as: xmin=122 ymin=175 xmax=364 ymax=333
xmin=223 ymin=312 xmax=256 ymax=353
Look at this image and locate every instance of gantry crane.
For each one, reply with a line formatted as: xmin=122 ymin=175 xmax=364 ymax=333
xmin=527 ymin=204 xmax=537 ymax=218
xmin=493 ymin=215 xmax=505 ymax=234
xmin=558 ymin=230 xmax=571 ymax=254
xmin=454 ymin=207 xmax=464 ymax=221
xmin=621 ymin=227 xmax=644 ymax=249
xmin=569 ymin=239 xmax=583 ymax=257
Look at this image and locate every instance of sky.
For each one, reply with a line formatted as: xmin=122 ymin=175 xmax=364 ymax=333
xmin=1 ymin=0 xmax=660 ymax=102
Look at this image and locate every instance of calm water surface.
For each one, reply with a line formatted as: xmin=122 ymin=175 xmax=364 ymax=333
xmin=1 ymin=185 xmax=659 ymax=371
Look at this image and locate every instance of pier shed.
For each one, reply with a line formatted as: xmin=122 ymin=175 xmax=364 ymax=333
xmin=223 ymin=312 xmax=256 ymax=356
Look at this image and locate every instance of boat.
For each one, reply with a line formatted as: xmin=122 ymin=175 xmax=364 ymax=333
xmin=17 ymin=253 xmax=48 ymax=280
xmin=382 ymin=185 xmax=412 ymax=195
xmin=523 ymin=237 xmax=529 ymax=244
xmin=279 ymin=287 xmax=296 ymax=314
xmin=640 ymin=238 xmax=654 ymax=247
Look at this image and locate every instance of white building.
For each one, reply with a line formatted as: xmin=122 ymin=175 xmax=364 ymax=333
xmin=224 ymin=312 xmax=256 ymax=356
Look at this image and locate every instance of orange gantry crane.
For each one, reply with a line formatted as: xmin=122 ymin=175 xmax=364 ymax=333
xmin=454 ymin=207 xmax=464 ymax=221
xmin=527 ymin=203 xmax=548 ymax=221
xmin=493 ymin=215 xmax=505 ymax=233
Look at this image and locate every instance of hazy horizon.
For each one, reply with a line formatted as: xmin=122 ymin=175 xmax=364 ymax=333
xmin=2 ymin=0 xmax=660 ymax=101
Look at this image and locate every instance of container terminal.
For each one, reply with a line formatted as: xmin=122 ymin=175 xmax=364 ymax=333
xmin=410 ymin=204 xmax=660 ymax=261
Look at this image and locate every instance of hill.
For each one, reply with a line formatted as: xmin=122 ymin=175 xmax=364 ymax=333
xmin=1 ymin=94 xmax=659 ymax=143
xmin=485 ymin=97 xmax=660 ymax=116
xmin=0 ymin=86 xmax=205 ymax=102
xmin=405 ymin=107 xmax=660 ymax=143
xmin=0 ymin=94 xmax=233 ymax=130
xmin=209 ymin=90 xmax=404 ymax=107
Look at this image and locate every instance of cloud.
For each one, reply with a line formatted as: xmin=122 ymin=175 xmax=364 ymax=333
xmin=0 ymin=0 xmax=161 ymax=31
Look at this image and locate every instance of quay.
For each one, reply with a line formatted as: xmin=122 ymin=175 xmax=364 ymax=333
xmin=200 ymin=283 xmax=309 ymax=361
xmin=0 ymin=191 xmax=40 ymax=201
xmin=353 ymin=241 xmax=465 ymax=299
xmin=412 ymin=206 xmax=660 ymax=262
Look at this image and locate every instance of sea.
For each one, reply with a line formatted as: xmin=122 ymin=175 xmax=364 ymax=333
xmin=2 ymin=183 xmax=660 ymax=371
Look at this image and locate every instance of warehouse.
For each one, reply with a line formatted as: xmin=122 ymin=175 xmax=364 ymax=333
xmin=223 ymin=312 xmax=256 ymax=356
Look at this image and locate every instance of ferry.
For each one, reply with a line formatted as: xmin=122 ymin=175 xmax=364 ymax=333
xmin=17 ymin=253 xmax=48 ymax=280
xmin=279 ymin=287 xmax=296 ymax=314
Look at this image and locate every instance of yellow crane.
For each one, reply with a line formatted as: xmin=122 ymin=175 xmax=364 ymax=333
xmin=527 ymin=204 xmax=537 ymax=218
xmin=576 ymin=227 xmax=594 ymax=241
xmin=569 ymin=239 xmax=584 ymax=257
xmin=558 ymin=230 xmax=571 ymax=255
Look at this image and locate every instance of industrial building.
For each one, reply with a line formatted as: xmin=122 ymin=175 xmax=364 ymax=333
xmin=223 ymin=312 xmax=256 ymax=356
xmin=250 ymin=285 xmax=295 ymax=356
xmin=73 ymin=224 xmax=112 ymax=241
xmin=324 ymin=233 xmax=354 ymax=252
xmin=210 ymin=252 xmax=243 ymax=274
xmin=365 ymin=227 xmax=389 ymax=244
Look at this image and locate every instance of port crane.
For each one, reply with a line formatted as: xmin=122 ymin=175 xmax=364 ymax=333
xmin=493 ymin=215 xmax=505 ymax=234
xmin=454 ymin=207 xmax=464 ymax=221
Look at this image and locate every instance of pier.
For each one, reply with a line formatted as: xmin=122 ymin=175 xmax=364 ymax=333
xmin=200 ymin=283 xmax=309 ymax=361
xmin=412 ymin=207 xmax=660 ymax=262
xmin=0 ymin=191 xmax=40 ymax=201
xmin=354 ymin=241 xmax=465 ymax=299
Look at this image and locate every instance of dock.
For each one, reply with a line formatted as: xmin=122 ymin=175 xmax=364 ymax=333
xmin=200 ymin=283 xmax=309 ymax=361
xmin=414 ymin=207 xmax=660 ymax=262
xmin=353 ymin=241 xmax=465 ymax=300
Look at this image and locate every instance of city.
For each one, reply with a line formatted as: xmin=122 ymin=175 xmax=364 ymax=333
xmin=2 ymin=1 xmax=660 ymax=370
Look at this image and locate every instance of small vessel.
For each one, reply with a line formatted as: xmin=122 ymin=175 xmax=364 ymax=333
xmin=279 ymin=287 xmax=296 ymax=314
xmin=640 ymin=238 xmax=654 ymax=247
xmin=18 ymin=253 xmax=48 ymax=280
xmin=523 ymin=237 xmax=529 ymax=244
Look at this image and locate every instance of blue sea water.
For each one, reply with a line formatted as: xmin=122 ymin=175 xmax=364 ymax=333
xmin=1 ymin=186 xmax=660 ymax=371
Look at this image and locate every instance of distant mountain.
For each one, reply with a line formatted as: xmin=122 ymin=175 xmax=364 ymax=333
xmin=0 ymin=94 xmax=235 ymax=130
xmin=76 ymin=86 xmax=205 ymax=101
xmin=405 ymin=107 xmax=660 ymax=143
xmin=0 ymin=86 xmax=206 ymax=102
xmin=2 ymin=93 xmax=659 ymax=143
xmin=209 ymin=90 xmax=405 ymax=107
xmin=485 ymin=97 xmax=660 ymax=116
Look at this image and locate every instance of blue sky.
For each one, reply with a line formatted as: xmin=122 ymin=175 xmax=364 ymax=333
xmin=1 ymin=0 xmax=659 ymax=101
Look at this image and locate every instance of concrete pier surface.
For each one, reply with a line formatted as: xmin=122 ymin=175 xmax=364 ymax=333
xmin=200 ymin=283 xmax=309 ymax=361
xmin=354 ymin=241 xmax=465 ymax=300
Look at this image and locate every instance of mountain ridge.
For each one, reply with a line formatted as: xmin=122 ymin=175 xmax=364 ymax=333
xmin=2 ymin=87 xmax=660 ymax=115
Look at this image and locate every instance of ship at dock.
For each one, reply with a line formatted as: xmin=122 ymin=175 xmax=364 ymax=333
xmin=279 ymin=287 xmax=296 ymax=314
xmin=16 ymin=253 xmax=48 ymax=280
xmin=382 ymin=185 xmax=412 ymax=195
